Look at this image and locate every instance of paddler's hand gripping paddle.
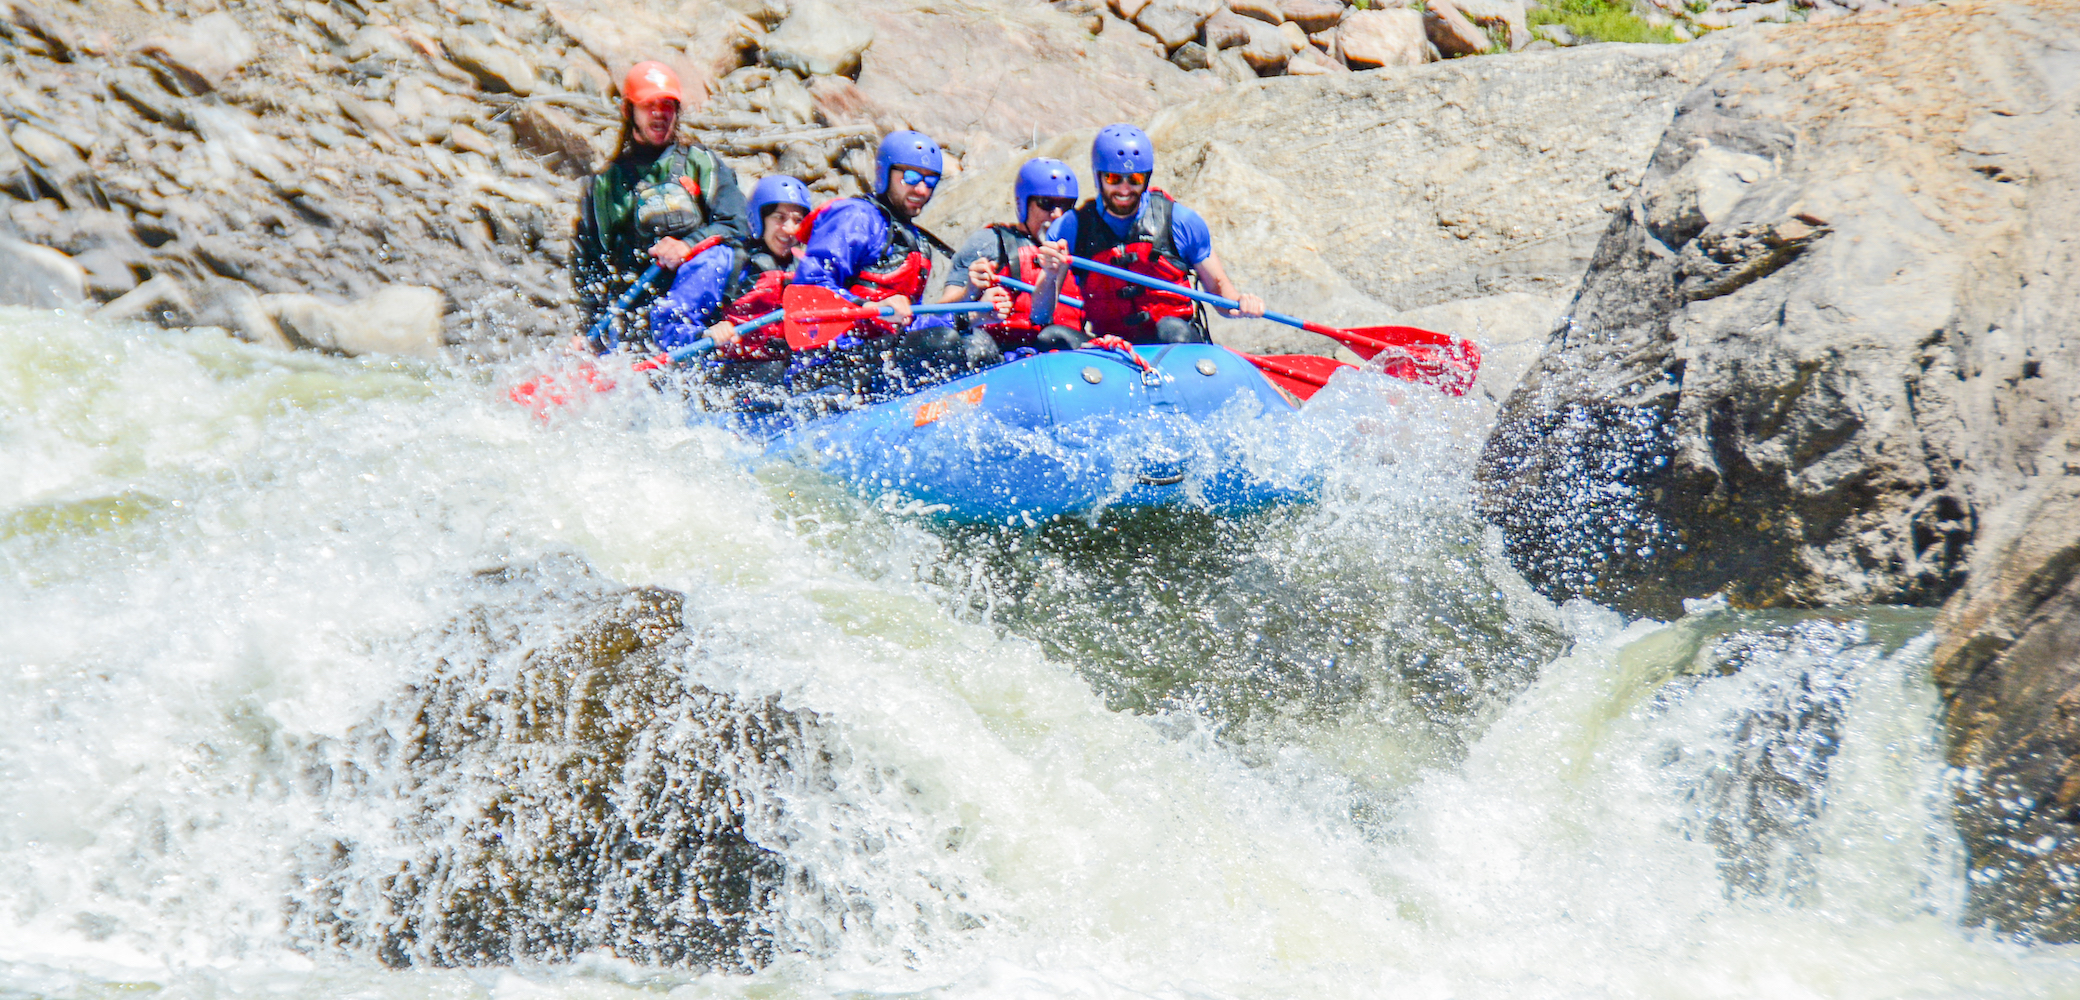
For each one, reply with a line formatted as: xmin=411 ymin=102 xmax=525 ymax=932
xmin=1062 ymin=255 xmax=1482 ymax=396
xmin=988 ymin=274 xmax=1352 ymax=401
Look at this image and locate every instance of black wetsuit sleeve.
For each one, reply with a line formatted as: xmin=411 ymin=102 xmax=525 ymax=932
xmin=690 ymin=157 xmax=751 ymax=247
xmin=573 ymin=183 xmax=607 ymax=315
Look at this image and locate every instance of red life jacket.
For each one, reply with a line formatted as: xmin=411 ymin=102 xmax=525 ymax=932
xmin=797 ymin=197 xmax=941 ymax=339
xmin=977 ymin=224 xmax=1084 ymax=347
xmin=715 ymin=246 xmax=790 ymax=361
xmin=1070 ymin=189 xmax=1196 ymax=342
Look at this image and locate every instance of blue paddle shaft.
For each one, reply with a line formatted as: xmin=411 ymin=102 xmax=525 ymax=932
xmin=913 ymin=302 xmax=1002 ymax=316
xmin=992 ymin=274 xmax=1084 ymax=310
xmin=664 ymin=337 xmax=717 ymax=364
xmin=1067 ymin=255 xmax=1307 ymax=331
xmin=586 ymin=263 xmax=667 ymax=346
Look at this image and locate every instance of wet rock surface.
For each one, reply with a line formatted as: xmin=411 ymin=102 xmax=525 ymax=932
xmin=1478 ymin=0 xmax=2080 ymax=616
xmin=287 ymin=557 xmax=819 ymax=969
xmin=1470 ymin=0 xmax=2080 ymax=940
xmin=1933 ymin=454 xmax=2080 ymax=942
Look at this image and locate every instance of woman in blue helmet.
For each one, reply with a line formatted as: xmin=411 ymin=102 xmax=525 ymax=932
xmin=940 ymin=157 xmax=1085 ymax=355
xmin=648 ymin=174 xmax=813 ymax=387
xmin=790 ymin=130 xmax=1001 ymax=395
xmin=1045 ymin=124 xmax=1264 ymax=345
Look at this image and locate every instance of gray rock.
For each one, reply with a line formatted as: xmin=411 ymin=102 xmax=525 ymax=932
xmin=0 ymin=236 xmax=85 ymax=308
xmin=95 ymin=274 xmax=195 ymax=326
xmin=1475 ymin=2 xmax=2080 ymax=630
xmin=1236 ymin=16 xmax=1298 ymax=72
xmin=764 ymin=71 xmax=817 ymax=126
xmin=1276 ymin=0 xmax=1346 ymax=33
xmin=1 ymin=0 xmax=78 ymax=60
xmin=1170 ymin=39 xmax=1213 ymax=70
xmin=1134 ymin=0 xmax=1221 ymax=51
xmin=196 ymin=277 xmax=292 ymax=349
xmin=559 ymin=55 xmax=614 ymax=96
xmin=509 ymin=102 xmax=596 ymax=178
xmin=1337 ymin=8 xmax=1429 ymax=67
xmin=1932 ymin=455 xmax=2080 ymax=943
xmin=71 ymin=247 xmax=139 ymax=299
xmin=1229 ymin=0 xmax=1285 ymax=24
xmin=134 ymin=12 xmax=256 ymax=95
xmin=344 ymin=24 xmax=416 ymax=65
xmin=1423 ymin=0 xmax=1491 ymax=57
xmin=1454 ymin=0 xmax=1531 ymax=50
xmin=763 ymin=0 xmax=875 ymax=77
xmin=1203 ymin=9 xmax=1253 ymax=49
xmin=441 ymin=28 xmax=539 ymax=95
xmin=264 ymin=285 xmax=448 ymax=358
xmin=0 ymin=129 xmax=28 ymax=201
xmin=108 ymin=68 xmax=189 ymax=129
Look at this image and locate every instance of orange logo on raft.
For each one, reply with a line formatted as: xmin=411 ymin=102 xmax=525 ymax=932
xmin=913 ymin=384 xmax=987 ymax=427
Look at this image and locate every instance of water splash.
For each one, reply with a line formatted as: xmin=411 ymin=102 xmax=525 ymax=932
xmin=2 ymin=310 xmax=2077 ymax=999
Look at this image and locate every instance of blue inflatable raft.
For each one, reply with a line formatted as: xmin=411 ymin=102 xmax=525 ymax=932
xmin=758 ymin=342 xmax=1319 ymax=524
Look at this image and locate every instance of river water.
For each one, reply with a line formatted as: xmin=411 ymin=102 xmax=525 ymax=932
xmin=3 ymin=308 xmax=2077 ymax=1000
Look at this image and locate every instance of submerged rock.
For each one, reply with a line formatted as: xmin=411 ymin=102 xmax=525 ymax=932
xmin=287 ymin=557 xmax=816 ymax=970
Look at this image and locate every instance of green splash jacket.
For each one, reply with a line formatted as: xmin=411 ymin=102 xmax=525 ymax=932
xmin=572 ymin=143 xmax=750 ymax=335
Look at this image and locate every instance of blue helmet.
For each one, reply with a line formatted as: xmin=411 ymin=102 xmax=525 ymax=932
xmin=1013 ymin=157 xmax=1079 ymax=220
xmin=873 ymin=130 xmax=943 ymax=195
xmin=1092 ymin=124 xmax=1154 ymax=176
xmin=748 ymin=174 xmax=812 ymax=238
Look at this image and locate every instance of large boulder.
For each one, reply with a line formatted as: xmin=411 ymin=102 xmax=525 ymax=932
xmin=921 ymin=41 xmax=1719 ymax=359
xmin=1476 ymin=0 xmax=2080 ymax=616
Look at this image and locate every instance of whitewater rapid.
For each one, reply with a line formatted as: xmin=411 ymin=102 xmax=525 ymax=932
xmin=3 ymin=308 xmax=2076 ymax=1000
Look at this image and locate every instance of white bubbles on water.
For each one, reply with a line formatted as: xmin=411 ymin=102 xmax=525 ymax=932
xmin=3 ymin=311 xmax=2079 ymax=1000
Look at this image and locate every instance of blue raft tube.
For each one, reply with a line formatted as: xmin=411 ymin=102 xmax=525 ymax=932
xmin=748 ymin=341 xmax=1322 ymax=525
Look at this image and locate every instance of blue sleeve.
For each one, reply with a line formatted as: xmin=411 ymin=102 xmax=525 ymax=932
xmin=646 ymin=244 xmax=735 ymax=352
xmin=1170 ymin=204 xmax=1213 ymax=267
xmin=792 ymin=200 xmax=887 ymax=293
xmin=1044 ymin=211 xmax=1077 ymax=249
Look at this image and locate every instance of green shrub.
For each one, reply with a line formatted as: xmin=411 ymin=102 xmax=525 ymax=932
xmin=1528 ymin=0 xmax=1685 ymax=44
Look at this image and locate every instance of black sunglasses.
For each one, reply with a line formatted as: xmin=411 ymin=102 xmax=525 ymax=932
xmin=1030 ymin=197 xmax=1076 ymax=213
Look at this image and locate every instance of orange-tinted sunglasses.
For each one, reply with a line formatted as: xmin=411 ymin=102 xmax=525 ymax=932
xmin=1100 ymin=171 xmax=1150 ymax=186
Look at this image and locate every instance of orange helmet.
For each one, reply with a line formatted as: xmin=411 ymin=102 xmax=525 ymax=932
xmin=621 ymin=61 xmax=682 ymax=110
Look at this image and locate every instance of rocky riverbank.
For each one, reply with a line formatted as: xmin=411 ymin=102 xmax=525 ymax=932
xmin=0 ymin=0 xmax=1781 ymax=360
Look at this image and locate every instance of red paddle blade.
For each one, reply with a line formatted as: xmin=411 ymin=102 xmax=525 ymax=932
xmin=1244 ymin=353 xmax=1352 ymax=402
xmin=782 ymin=284 xmax=879 ymax=350
xmin=507 ymin=361 xmax=617 ymax=418
xmin=1309 ymin=323 xmax=1482 ymax=396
